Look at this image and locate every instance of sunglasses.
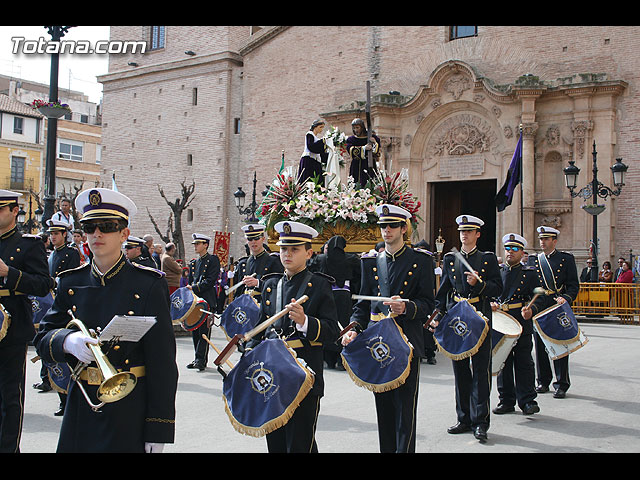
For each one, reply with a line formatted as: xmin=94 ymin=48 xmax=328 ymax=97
xmin=81 ymin=221 xmax=124 ymax=234
xmin=381 ymin=222 xmax=404 ymax=229
xmin=504 ymin=246 xmax=521 ymax=252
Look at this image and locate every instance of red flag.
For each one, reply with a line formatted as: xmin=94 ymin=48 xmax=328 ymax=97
xmin=213 ymin=231 xmax=231 ymax=266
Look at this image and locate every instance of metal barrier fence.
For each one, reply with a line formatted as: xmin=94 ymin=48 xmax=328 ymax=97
xmin=574 ymin=282 xmax=640 ymax=324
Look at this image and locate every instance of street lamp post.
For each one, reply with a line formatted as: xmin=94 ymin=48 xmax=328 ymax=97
xmin=563 ymin=141 xmax=629 ymax=282
xmin=233 ymin=171 xmax=261 ymax=223
xmin=41 ymin=26 xmax=74 ymax=225
xmin=17 ymin=195 xmax=44 ymax=233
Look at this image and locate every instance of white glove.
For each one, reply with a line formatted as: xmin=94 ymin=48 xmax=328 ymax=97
xmin=145 ymin=443 xmax=165 ymax=453
xmin=63 ymin=331 xmax=99 ymax=364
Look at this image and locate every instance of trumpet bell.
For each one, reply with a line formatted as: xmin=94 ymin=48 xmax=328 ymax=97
xmin=97 ymin=371 xmax=137 ymax=403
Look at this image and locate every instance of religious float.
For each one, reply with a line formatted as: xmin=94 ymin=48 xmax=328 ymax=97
xmin=257 ymin=127 xmax=422 ymax=253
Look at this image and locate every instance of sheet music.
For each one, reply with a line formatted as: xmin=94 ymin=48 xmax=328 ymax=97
xmin=99 ymin=315 xmax=156 ymax=343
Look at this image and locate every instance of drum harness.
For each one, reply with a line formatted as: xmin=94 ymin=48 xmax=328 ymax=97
xmin=274 ymin=271 xmax=313 ymax=343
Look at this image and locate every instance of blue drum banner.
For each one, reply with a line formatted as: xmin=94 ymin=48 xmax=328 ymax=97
xmin=434 ymin=300 xmax=489 ymax=361
xmin=341 ymin=317 xmax=413 ymax=393
xmin=222 ymin=338 xmax=314 ymax=437
xmin=220 ymin=294 xmax=260 ymax=340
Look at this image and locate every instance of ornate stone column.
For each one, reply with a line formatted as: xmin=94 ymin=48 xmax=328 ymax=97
xmin=521 ymin=122 xmax=538 ymax=242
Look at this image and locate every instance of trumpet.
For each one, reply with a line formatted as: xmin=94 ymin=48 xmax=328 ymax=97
xmin=66 ymin=311 xmax=137 ymax=412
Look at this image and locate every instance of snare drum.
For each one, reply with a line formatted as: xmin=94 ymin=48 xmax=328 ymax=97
xmin=491 ymin=310 xmax=522 ymax=376
xmin=170 ymin=287 xmax=210 ymax=331
xmin=533 ymin=302 xmax=588 ymax=360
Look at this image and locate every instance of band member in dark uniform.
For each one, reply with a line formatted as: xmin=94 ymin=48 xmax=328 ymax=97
xmin=34 ymin=188 xmax=178 ymax=453
xmin=531 ymin=226 xmax=580 ymax=399
xmin=44 ymin=218 xmax=81 ymax=416
xmin=343 ymin=204 xmax=435 ymax=453
xmin=47 ymin=219 xmax=81 ymax=278
xmin=0 ymin=190 xmax=52 ymax=453
xmin=124 ymin=236 xmax=157 ymax=269
xmin=490 ymin=233 xmax=541 ymax=416
xmin=246 ymin=221 xmax=339 ymax=453
xmin=430 ymin=215 xmax=502 ymax=442
xmin=346 ymin=118 xmax=380 ymax=187
xmin=298 ymin=119 xmax=329 ymax=185
xmin=234 ymin=224 xmax=283 ymax=303
xmin=187 ymin=233 xmax=220 ymax=371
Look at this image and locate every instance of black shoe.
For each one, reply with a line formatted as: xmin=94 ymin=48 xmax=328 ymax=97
xmin=33 ymin=381 xmax=52 ymax=393
xmin=535 ymin=384 xmax=549 ymax=393
xmin=54 ymin=408 xmax=65 ymax=417
xmin=447 ymin=422 xmax=472 ymax=434
xmin=187 ymin=361 xmax=205 ymax=370
xmin=473 ymin=425 xmax=488 ymax=442
xmin=493 ymin=403 xmax=515 ymax=415
xmin=553 ymin=389 xmax=566 ymax=399
xmin=522 ymin=402 xmax=540 ymax=415
xmin=426 ymin=357 xmax=437 ymax=365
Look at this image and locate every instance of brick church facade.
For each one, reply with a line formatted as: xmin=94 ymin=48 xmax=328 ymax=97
xmin=99 ymin=26 xmax=639 ymax=264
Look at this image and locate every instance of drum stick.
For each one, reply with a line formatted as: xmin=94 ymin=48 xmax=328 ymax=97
xmin=214 ymin=295 xmax=309 ymax=367
xmin=351 ymin=294 xmax=410 ymax=303
xmin=451 ymin=248 xmax=483 ymax=282
xmin=202 ymin=334 xmax=235 ymax=369
xmin=525 ymin=287 xmax=546 ymax=309
xmin=227 ymin=273 xmax=257 ymax=295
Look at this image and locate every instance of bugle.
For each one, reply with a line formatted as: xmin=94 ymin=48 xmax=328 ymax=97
xmin=214 ymin=295 xmax=309 ymax=368
xmin=66 ymin=310 xmax=137 ymax=412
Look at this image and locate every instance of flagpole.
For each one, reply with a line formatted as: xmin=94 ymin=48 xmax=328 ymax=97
xmin=518 ymin=125 xmax=523 ymax=236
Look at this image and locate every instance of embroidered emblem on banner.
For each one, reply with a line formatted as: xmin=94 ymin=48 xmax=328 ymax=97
xmin=366 ymin=335 xmax=395 ymax=368
xmin=171 ymin=297 xmax=183 ymax=309
xmin=232 ymin=306 xmax=248 ymax=326
xmin=450 ymin=316 xmax=471 ymax=339
xmin=246 ymin=361 xmax=279 ymax=401
xmin=557 ymin=312 xmax=572 ymax=329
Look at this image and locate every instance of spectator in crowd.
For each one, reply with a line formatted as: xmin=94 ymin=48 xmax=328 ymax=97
xmin=613 ymin=257 xmax=625 ymax=281
xmin=580 ymin=258 xmax=596 ymax=282
xmin=72 ymin=229 xmax=91 ymax=265
xmin=161 ymin=243 xmax=182 ymax=294
xmin=598 ymin=261 xmax=613 ymax=283
xmin=615 ymin=261 xmax=634 ymax=283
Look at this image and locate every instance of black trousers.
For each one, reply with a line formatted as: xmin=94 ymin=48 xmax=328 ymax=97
xmin=496 ymin=333 xmax=537 ymax=409
xmin=452 ymin=335 xmax=491 ymax=429
xmin=191 ymin=323 xmax=211 ymax=365
xmin=374 ymin=356 xmax=420 ymax=453
xmin=266 ymin=394 xmax=320 ymax=453
xmin=534 ymin=332 xmax=570 ymax=391
xmin=0 ymin=343 xmax=27 ymax=453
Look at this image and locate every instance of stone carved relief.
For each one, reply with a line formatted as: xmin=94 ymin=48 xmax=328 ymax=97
xmin=443 ymin=74 xmax=471 ymax=100
xmin=434 ymin=124 xmax=490 ymax=156
xmin=546 ymin=125 xmax=560 ymax=146
xmin=571 ymin=120 xmax=593 ymax=158
xmin=541 ymin=215 xmax=562 ymax=228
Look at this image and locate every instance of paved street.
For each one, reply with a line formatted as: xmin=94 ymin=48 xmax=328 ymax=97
xmin=19 ymin=320 xmax=640 ymax=453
